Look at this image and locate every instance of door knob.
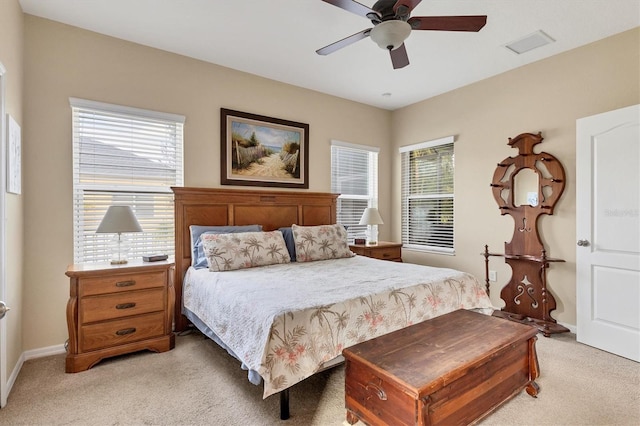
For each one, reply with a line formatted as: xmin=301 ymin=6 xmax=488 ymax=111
xmin=577 ymin=239 xmax=590 ymax=247
xmin=0 ymin=301 xmax=10 ymax=320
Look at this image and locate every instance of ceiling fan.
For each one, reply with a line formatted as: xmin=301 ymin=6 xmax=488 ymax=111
xmin=316 ymin=0 xmax=487 ymax=69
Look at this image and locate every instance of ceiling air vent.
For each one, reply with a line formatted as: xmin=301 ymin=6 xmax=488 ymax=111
xmin=505 ymin=30 xmax=555 ymax=54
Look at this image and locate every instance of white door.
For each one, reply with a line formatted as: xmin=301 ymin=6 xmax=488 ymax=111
xmin=0 ymin=62 xmax=7 ymax=407
xmin=576 ymin=104 xmax=640 ymax=362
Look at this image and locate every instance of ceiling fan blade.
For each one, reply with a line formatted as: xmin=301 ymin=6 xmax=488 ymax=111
xmin=394 ymin=0 xmax=422 ymax=18
xmin=408 ymin=15 xmax=487 ymax=32
xmin=321 ymin=0 xmax=381 ymax=20
xmin=316 ymin=28 xmax=372 ymax=55
xmin=390 ymin=43 xmax=409 ymax=69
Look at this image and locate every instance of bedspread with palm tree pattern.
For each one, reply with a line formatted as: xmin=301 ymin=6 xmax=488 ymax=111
xmin=183 ymin=255 xmax=493 ymax=398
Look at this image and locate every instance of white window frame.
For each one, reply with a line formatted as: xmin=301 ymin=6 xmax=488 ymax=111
xmin=70 ymin=98 xmax=184 ymax=264
xmin=400 ymin=135 xmax=455 ymax=254
xmin=331 ymin=140 xmax=380 ymax=242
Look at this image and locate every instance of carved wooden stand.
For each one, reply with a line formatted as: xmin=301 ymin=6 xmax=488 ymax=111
xmin=484 ymin=132 xmax=569 ymax=337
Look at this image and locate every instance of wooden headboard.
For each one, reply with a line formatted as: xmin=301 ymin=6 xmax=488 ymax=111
xmin=171 ymin=187 xmax=338 ymax=331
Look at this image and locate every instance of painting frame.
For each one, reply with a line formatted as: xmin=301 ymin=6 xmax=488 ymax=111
xmin=221 ymin=108 xmax=309 ymax=189
xmin=7 ymin=114 xmax=21 ymax=195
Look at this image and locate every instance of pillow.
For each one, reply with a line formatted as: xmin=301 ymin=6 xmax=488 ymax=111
xmin=278 ymin=227 xmax=296 ymax=262
xmin=291 ymin=224 xmax=355 ymax=262
xmin=201 ymin=230 xmax=291 ymax=271
xmin=190 ymin=225 xmax=262 ymax=269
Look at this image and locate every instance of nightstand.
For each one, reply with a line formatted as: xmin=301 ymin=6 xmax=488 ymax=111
xmin=349 ymin=241 xmax=403 ymax=262
xmin=65 ymin=260 xmax=175 ymax=373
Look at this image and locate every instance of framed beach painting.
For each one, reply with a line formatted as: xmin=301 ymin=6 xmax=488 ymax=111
xmin=221 ymin=108 xmax=309 ymax=188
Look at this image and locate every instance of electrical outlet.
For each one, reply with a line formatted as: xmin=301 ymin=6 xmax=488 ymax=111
xmin=489 ymin=270 xmax=497 ymax=282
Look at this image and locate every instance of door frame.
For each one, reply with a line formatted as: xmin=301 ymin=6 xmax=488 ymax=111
xmin=0 ymin=61 xmax=7 ymax=407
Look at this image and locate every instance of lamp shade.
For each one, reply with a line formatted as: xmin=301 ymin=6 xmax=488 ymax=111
xmin=96 ymin=206 xmax=143 ymax=234
xmin=370 ymin=20 xmax=412 ymax=51
xmin=359 ymin=208 xmax=384 ymax=226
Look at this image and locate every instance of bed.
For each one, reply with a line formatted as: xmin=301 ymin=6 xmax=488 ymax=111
xmin=172 ymin=187 xmax=494 ymax=419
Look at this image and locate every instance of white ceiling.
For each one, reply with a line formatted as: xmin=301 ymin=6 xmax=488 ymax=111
xmin=19 ymin=0 xmax=640 ymax=110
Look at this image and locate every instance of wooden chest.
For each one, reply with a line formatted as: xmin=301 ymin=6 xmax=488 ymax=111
xmin=343 ymin=309 xmax=539 ymax=426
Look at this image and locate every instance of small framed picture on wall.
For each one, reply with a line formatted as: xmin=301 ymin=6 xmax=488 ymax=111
xmin=7 ymin=114 xmax=21 ymax=195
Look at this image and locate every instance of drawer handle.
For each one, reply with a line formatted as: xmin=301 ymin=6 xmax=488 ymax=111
xmin=116 ymin=302 xmax=136 ymax=310
xmin=116 ymin=280 xmax=136 ymax=288
xmin=115 ymin=328 xmax=136 ymax=336
xmin=383 ymin=253 xmax=390 ymax=257
xmin=365 ymin=381 xmax=387 ymax=401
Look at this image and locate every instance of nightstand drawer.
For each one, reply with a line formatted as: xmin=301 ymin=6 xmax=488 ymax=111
xmin=80 ymin=288 xmax=166 ymax=324
xmin=80 ymin=312 xmax=166 ymax=352
xmin=80 ymin=270 xmax=167 ymax=297
xmin=349 ymin=242 xmax=403 ymax=262
xmin=369 ymin=246 xmax=401 ymax=261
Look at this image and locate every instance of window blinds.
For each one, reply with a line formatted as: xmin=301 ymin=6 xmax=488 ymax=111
xmin=331 ymin=141 xmax=379 ymax=242
xmin=400 ymin=136 xmax=454 ymax=253
xmin=71 ymin=98 xmax=184 ymax=263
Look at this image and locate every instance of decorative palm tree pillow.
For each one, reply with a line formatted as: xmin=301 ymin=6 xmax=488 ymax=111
xmin=292 ymin=224 xmax=355 ymax=262
xmin=190 ymin=224 xmax=263 ymax=269
xmin=201 ymin=230 xmax=290 ymax=271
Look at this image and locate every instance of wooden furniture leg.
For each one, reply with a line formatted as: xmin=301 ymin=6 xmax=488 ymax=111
xmin=280 ymin=389 xmax=290 ymax=420
xmin=346 ymin=410 xmax=359 ymax=425
xmin=526 ymin=336 xmax=540 ymax=397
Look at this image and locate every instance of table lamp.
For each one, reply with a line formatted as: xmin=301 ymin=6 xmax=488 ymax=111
xmin=359 ymin=207 xmax=384 ymax=246
xmin=96 ymin=205 xmax=143 ymax=264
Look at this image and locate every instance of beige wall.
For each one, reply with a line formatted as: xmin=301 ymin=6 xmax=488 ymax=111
xmin=22 ymin=16 xmax=392 ymax=350
xmin=391 ymin=28 xmax=640 ymax=327
xmin=0 ymin=0 xmax=24 ymax=381
xmin=20 ymin=12 xmax=640 ymax=350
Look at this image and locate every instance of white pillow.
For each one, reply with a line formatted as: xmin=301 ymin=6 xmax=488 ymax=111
xmin=201 ymin=230 xmax=290 ymax=271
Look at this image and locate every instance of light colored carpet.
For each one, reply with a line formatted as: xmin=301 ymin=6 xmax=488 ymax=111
xmin=0 ymin=330 xmax=638 ymax=425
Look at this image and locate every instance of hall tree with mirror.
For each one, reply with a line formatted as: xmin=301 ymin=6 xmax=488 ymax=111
xmin=483 ymin=132 xmax=569 ymax=337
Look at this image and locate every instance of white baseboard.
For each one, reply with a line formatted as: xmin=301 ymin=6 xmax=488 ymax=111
xmin=5 ymin=351 xmax=24 ymax=402
xmin=5 ymin=344 xmax=66 ymax=402
xmin=23 ymin=343 xmax=66 ymax=361
xmin=559 ymin=321 xmax=577 ymax=334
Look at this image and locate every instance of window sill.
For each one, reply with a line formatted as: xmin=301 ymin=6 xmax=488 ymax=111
xmin=402 ymin=245 xmax=455 ymax=256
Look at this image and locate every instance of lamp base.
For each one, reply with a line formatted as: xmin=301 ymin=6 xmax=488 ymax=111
xmin=108 ymin=233 xmax=130 ymax=265
xmin=365 ymin=225 xmax=379 ymax=247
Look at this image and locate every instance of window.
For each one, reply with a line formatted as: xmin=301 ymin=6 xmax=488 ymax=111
xmin=331 ymin=141 xmax=379 ymax=242
xmin=71 ymin=98 xmax=184 ymax=263
xmin=400 ymin=136 xmax=454 ymax=253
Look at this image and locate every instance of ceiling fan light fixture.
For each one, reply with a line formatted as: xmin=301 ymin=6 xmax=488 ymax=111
xmin=370 ymin=20 xmax=412 ymax=51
